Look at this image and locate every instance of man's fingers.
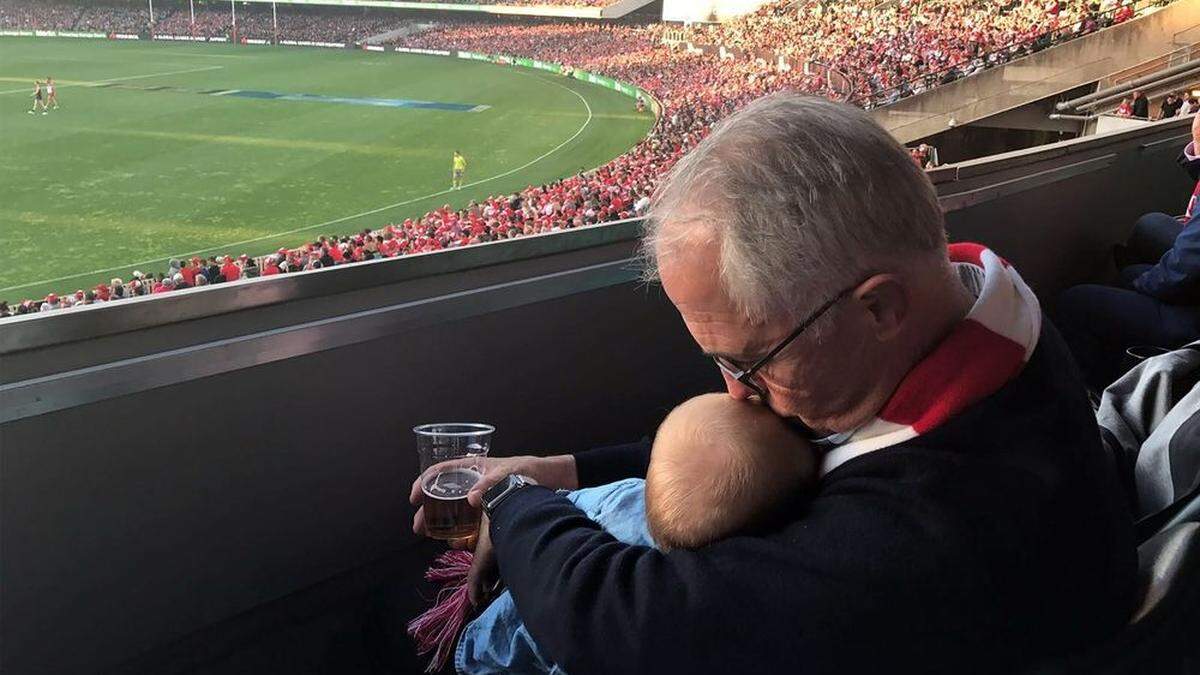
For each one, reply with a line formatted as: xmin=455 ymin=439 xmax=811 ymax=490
xmin=467 ymin=514 xmax=497 ymax=606
xmin=467 ymin=570 xmax=487 ymax=606
xmin=412 ymin=506 xmax=427 ymax=536
xmin=410 ymin=474 xmax=425 ymax=505
xmin=466 ymin=469 xmax=507 ymax=508
xmin=466 ymin=556 xmax=497 ymax=607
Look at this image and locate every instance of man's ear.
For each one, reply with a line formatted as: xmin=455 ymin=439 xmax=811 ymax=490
xmin=852 ymin=274 xmax=908 ymax=342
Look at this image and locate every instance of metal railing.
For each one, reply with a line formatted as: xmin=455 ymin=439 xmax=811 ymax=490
xmin=1106 ymin=42 xmax=1200 ymax=89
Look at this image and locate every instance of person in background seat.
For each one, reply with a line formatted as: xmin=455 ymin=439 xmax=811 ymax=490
xmin=1132 ymin=90 xmax=1150 ymax=119
xmin=1056 ymin=113 xmax=1200 ymax=391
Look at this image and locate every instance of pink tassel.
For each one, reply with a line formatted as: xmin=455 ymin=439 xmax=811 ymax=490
xmin=408 ymin=550 xmax=476 ymax=673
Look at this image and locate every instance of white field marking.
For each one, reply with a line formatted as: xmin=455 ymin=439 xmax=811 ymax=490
xmin=0 ymin=65 xmax=223 ymax=95
xmin=0 ymin=73 xmax=595 ymax=295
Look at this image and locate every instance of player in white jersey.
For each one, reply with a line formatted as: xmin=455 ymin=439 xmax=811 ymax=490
xmin=46 ymin=77 xmax=59 ymax=110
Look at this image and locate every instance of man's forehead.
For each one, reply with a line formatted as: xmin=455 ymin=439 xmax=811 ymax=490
xmin=657 ymin=229 xmax=724 ymax=310
xmin=657 ymin=231 xmax=777 ymax=358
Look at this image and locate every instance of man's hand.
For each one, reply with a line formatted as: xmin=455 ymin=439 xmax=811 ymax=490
xmin=1191 ymin=109 xmax=1200 ymax=149
xmin=410 ymin=454 xmax=577 ymax=537
xmin=409 ymin=456 xmax=576 ymax=608
xmin=465 ymin=513 xmax=498 ymax=607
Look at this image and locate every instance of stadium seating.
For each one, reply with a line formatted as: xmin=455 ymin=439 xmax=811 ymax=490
xmin=152 ymin=6 xmax=402 ymax=43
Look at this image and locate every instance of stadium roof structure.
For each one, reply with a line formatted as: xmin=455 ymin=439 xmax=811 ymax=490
xmin=235 ymin=0 xmax=657 ymax=19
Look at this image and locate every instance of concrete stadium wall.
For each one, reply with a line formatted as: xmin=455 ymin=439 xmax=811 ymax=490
xmin=872 ymin=0 xmax=1200 ymax=144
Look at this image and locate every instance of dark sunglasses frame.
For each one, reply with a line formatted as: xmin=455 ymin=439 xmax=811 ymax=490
xmin=712 ymin=281 xmax=861 ymax=403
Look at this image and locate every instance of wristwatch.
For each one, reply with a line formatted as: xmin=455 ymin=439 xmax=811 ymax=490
xmin=482 ymin=474 xmax=536 ymax=516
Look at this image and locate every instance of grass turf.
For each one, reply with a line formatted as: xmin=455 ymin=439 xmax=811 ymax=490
xmin=0 ymin=37 xmax=654 ymax=302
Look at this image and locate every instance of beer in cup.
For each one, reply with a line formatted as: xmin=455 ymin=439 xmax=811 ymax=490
xmin=414 ymin=423 xmax=494 ymax=540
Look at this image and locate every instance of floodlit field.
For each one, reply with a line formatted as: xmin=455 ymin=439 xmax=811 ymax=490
xmin=0 ymin=38 xmax=653 ymax=301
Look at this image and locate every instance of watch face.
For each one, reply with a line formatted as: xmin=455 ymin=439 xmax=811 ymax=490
xmin=484 ymin=475 xmax=516 ymax=507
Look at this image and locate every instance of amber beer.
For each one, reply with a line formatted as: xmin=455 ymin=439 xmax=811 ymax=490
xmin=422 ymin=467 xmax=483 ymax=540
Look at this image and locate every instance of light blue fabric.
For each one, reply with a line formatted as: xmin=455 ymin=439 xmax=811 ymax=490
xmin=455 ymin=478 xmax=653 ymax=675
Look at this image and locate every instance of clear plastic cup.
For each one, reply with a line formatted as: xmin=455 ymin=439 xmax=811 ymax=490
xmin=414 ymin=423 xmax=494 ymax=540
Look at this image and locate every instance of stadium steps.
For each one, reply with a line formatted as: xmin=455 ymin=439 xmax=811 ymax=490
xmin=871 ymin=0 xmax=1200 ymax=144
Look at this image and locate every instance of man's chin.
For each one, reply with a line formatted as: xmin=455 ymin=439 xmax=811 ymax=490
xmin=781 ymin=413 xmax=834 ymax=439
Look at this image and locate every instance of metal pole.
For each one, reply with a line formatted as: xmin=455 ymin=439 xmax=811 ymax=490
xmin=231 ymin=0 xmax=237 ymax=40
xmin=272 ymin=2 xmax=278 ymax=42
xmin=148 ymin=0 xmax=154 ymax=25
xmin=190 ymin=0 xmax=195 ymax=27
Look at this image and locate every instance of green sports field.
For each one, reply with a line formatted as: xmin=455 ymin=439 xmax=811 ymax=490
xmin=0 ymin=38 xmax=653 ymax=302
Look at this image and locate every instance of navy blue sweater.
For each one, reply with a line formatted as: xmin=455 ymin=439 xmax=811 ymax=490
xmin=1133 ymin=147 xmax=1200 ymax=303
xmin=488 ymin=323 xmax=1137 ymax=674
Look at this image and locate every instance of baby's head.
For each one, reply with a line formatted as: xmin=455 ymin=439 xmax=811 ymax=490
xmin=645 ymin=394 xmax=816 ymax=551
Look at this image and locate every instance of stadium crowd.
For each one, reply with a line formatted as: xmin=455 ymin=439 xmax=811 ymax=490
xmin=153 ymin=6 xmax=402 ymax=43
xmin=685 ymin=0 xmax=1155 ymax=104
xmin=0 ymin=0 xmax=1176 ymax=314
xmin=0 ymin=0 xmax=88 ymax=31
xmin=74 ymin=4 xmax=154 ymax=33
xmin=1 ymin=171 xmax=657 ymax=317
xmin=0 ymin=0 xmax=407 ymax=43
xmin=0 ymin=0 xmax=157 ymax=33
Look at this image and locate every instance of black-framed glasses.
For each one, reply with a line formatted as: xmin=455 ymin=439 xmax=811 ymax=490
xmin=711 ymin=282 xmax=860 ymax=402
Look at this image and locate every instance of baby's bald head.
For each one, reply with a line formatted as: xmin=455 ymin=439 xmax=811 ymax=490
xmin=645 ymin=394 xmax=815 ymax=550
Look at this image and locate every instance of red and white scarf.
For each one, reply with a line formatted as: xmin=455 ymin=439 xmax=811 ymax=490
xmin=820 ymin=243 xmax=1042 ymax=476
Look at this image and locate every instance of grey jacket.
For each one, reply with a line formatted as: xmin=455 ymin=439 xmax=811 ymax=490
xmin=1098 ymin=342 xmax=1200 ymax=539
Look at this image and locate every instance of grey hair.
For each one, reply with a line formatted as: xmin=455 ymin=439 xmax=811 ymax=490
xmin=643 ymin=93 xmax=947 ymax=327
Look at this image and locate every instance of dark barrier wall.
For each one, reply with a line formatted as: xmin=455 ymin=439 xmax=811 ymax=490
xmin=0 ymin=117 xmax=1196 ymax=674
xmin=0 ymin=230 xmax=723 ymax=674
xmin=935 ymin=115 xmax=1196 ymax=299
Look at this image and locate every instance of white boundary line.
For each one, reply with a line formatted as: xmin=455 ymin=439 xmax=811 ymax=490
xmin=0 ymin=65 xmax=224 ymax=95
xmin=0 ymin=72 xmax=595 ymax=295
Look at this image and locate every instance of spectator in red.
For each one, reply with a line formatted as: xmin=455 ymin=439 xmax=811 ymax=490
xmin=220 ymin=255 xmax=242 ymax=282
xmin=181 ymin=257 xmax=200 ymax=286
xmin=1113 ymin=0 xmax=1134 ymax=23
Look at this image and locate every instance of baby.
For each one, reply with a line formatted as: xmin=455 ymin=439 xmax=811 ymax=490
xmin=456 ymin=393 xmax=816 ymax=674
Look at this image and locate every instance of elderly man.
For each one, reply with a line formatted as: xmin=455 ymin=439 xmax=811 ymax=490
xmin=410 ymin=94 xmax=1136 ymax=673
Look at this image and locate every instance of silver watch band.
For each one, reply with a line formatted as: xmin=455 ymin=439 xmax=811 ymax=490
xmin=483 ymin=474 xmax=532 ymax=515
